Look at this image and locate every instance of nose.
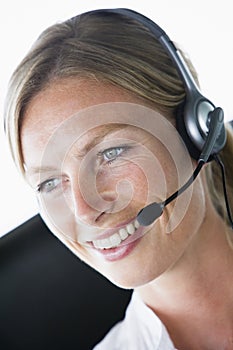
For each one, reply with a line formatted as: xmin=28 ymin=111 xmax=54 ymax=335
xmin=69 ymin=177 xmax=117 ymax=225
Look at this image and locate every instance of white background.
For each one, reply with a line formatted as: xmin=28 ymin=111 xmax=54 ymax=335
xmin=0 ymin=0 xmax=232 ymax=236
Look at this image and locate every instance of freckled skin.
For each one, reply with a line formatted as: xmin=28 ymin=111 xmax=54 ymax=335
xmin=21 ymin=77 xmax=233 ymax=348
xmin=21 ymin=77 xmax=209 ymax=289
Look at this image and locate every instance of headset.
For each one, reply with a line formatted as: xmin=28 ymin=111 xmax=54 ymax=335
xmin=84 ymin=9 xmax=232 ymax=227
xmin=86 ymin=8 xmax=226 ymax=161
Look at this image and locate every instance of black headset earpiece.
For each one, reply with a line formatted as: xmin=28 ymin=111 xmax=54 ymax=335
xmin=89 ymin=8 xmax=226 ymax=161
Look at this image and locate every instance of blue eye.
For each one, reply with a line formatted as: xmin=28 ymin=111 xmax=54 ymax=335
xmin=37 ymin=178 xmax=61 ymax=194
xmin=102 ymin=147 xmax=124 ymax=163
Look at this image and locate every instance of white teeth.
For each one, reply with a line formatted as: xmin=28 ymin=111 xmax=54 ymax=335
xmin=119 ymin=228 xmax=128 ymax=240
xmin=92 ymin=219 xmax=141 ymax=250
xmin=99 ymin=238 xmax=112 ymax=249
xmin=110 ymin=233 xmax=121 ymax=247
xmin=134 ymin=219 xmax=140 ymax=229
xmin=126 ymin=223 xmax=135 ymax=235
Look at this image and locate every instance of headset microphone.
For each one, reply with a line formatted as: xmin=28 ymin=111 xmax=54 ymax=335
xmin=137 ymin=107 xmax=224 ymax=226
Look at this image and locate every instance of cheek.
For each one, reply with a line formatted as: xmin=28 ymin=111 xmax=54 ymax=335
xmin=95 ymin=156 xmax=168 ymax=207
xmin=96 ymin=157 xmax=167 ymax=216
xmin=96 ymin=162 xmax=149 ymax=205
xmin=37 ymin=192 xmax=79 ymax=242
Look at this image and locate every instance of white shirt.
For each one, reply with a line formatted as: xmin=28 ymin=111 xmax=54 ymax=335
xmin=93 ymin=291 xmax=177 ymax=350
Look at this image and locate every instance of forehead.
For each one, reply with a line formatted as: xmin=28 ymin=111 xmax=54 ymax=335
xmin=21 ymin=77 xmax=150 ymax=137
xmin=20 ymin=77 xmax=146 ymax=167
xmin=20 ymin=77 xmax=155 ymax=159
xmin=20 ymin=77 xmax=181 ymax=175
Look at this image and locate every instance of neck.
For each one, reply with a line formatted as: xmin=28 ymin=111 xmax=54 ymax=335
xmin=136 ymin=206 xmax=233 ymax=349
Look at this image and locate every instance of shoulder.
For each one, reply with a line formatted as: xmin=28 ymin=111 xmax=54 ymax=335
xmin=93 ymin=292 xmax=176 ymax=350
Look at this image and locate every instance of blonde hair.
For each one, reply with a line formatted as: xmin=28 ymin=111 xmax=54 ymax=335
xmin=4 ymin=10 xmax=233 ymax=238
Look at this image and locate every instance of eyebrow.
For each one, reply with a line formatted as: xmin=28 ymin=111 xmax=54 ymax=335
xmin=26 ymin=165 xmax=58 ymax=176
xmin=26 ymin=125 xmax=127 ymax=175
xmin=75 ymin=125 xmax=125 ymax=157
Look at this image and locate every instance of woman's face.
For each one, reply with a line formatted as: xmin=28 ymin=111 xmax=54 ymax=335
xmin=21 ymin=77 xmax=206 ymax=288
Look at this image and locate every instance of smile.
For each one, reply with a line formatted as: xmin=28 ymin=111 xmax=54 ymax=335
xmin=92 ymin=219 xmax=140 ymax=249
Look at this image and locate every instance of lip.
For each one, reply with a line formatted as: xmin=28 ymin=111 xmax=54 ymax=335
xmin=86 ymin=216 xmax=139 ymax=242
xmin=88 ymin=225 xmax=145 ymax=262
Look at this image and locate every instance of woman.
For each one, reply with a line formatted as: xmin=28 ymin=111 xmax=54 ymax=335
xmin=4 ymin=8 xmax=233 ymax=349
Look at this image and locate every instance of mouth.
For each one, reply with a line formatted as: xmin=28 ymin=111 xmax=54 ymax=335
xmin=91 ymin=218 xmax=140 ymax=250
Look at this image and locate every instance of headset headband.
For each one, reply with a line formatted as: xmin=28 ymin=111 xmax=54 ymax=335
xmin=84 ymin=8 xmax=226 ymax=160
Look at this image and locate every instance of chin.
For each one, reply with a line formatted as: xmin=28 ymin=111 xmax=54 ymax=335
xmin=103 ymin=268 xmax=159 ymax=290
